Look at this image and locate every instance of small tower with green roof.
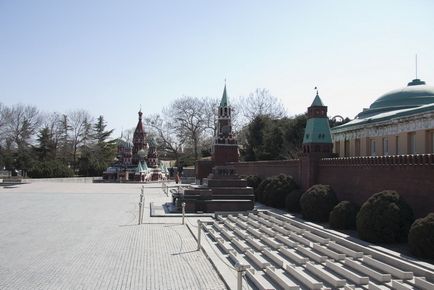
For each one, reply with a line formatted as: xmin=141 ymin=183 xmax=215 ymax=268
xmin=302 ymin=89 xmax=333 ymax=155
xmin=301 ymin=89 xmax=333 ymax=190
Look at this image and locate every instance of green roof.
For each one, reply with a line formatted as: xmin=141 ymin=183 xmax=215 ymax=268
xmin=357 ymin=79 xmax=434 ymax=118
xmin=220 ymin=85 xmax=229 ymax=107
xmin=148 ymin=137 xmax=157 ymax=147
xmin=311 ymin=94 xmax=324 ymax=106
xmin=303 ymin=118 xmax=332 ymax=144
xmin=332 ymin=102 xmax=434 ymax=131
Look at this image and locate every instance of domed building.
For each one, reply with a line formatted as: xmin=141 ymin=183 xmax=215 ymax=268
xmin=331 ymin=78 xmax=434 ymax=156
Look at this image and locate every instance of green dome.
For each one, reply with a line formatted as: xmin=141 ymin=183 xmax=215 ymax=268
xmin=357 ymin=79 xmax=434 ymax=118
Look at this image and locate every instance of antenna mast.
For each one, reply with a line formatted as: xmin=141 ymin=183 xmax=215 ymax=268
xmin=415 ymin=54 xmax=418 ymax=79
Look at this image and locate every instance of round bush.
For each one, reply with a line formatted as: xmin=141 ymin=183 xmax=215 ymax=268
xmin=329 ymin=201 xmax=358 ymax=230
xmin=246 ymin=175 xmax=262 ymax=201
xmin=285 ymin=189 xmax=303 ymax=212
xmin=256 ymin=177 xmax=272 ymax=204
xmin=262 ymin=174 xmax=297 ymax=208
xmin=300 ymin=184 xmax=338 ymax=222
xmin=408 ymin=213 xmax=434 ymax=259
xmin=356 ymin=190 xmax=414 ymax=243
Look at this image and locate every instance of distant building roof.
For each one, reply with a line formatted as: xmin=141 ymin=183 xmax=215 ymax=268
xmin=357 ymin=78 xmax=434 ymax=119
xmin=333 ymin=78 xmax=434 ymax=131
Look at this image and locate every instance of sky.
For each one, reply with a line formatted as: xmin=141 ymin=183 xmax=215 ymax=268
xmin=1 ymin=0 xmax=434 ymax=135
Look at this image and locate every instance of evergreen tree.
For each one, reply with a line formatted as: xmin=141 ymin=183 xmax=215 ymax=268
xmin=34 ymin=127 xmax=56 ymax=161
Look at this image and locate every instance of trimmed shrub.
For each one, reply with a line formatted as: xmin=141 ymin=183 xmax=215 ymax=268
xmin=300 ymin=184 xmax=338 ymax=222
xmin=329 ymin=201 xmax=358 ymax=230
xmin=262 ymin=174 xmax=297 ymax=208
xmin=356 ymin=190 xmax=414 ymax=243
xmin=256 ymin=177 xmax=272 ymax=204
xmin=285 ymin=189 xmax=303 ymax=212
xmin=246 ymin=175 xmax=262 ymax=201
xmin=408 ymin=213 xmax=434 ymax=259
xmin=28 ymin=160 xmax=74 ymax=178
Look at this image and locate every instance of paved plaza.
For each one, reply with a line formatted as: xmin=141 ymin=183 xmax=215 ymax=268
xmin=1 ymin=181 xmax=434 ymax=290
xmin=0 ymin=182 xmax=226 ymax=290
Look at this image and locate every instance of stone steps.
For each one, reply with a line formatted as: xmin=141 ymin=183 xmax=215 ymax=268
xmin=201 ymin=211 xmax=433 ymax=290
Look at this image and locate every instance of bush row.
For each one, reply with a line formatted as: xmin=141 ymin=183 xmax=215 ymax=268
xmin=246 ymin=174 xmax=433 ymax=260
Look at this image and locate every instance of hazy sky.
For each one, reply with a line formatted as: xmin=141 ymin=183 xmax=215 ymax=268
xmin=1 ymin=0 xmax=434 ymax=135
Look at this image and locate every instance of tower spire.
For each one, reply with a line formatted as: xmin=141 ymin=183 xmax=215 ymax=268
xmin=415 ymin=54 xmax=418 ymax=79
xmin=220 ymin=82 xmax=229 ymax=107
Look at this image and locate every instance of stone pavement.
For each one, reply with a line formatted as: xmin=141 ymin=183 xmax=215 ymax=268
xmin=0 ymin=182 xmax=226 ymax=290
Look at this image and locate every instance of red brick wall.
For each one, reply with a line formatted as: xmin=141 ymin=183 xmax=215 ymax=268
xmin=317 ymin=155 xmax=434 ymax=217
xmin=228 ymin=154 xmax=434 ymax=217
xmin=229 ymin=160 xmax=301 ymax=185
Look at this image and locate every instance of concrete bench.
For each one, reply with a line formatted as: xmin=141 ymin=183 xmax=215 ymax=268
xmin=344 ymin=258 xmax=391 ymax=282
xmin=238 ymin=214 xmax=249 ymax=221
xmin=274 ymin=234 xmax=298 ymax=248
xmin=284 ymin=264 xmax=324 ymax=289
xmin=272 ymin=225 xmax=291 ymax=236
xmin=313 ymin=243 xmax=346 ymax=261
xmin=284 ymin=223 xmax=305 ymax=234
xmin=246 ymin=227 xmax=263 ymax=239
xmin=258 ymin=212 xmax=283 ymax=225
xmin=234 ymin=219 xmax=249 ymax=229
xmin=368 ymin=282 xmax=391 ymax=290
xmin=219 ymin=227 xmax=236 ymax=241
xmin=223 ymin=220 xmax=236 ymax=231
xmin=279 ymin=247 xmax=308 ymax=265
xmin=414 ymin=277 xmax=434 ymax=290
xmin=245 ymin=249 xmax=271 ymax=269
xmin=207 ymin=228 xmax=222 ymax=242
xmin=259 ymin=225 xmax=276 ymax=237
xmin=246 ymin=219 xmax=262 ymax=229
xmin=391 ymin=280 xmax=413 ymax=290
xmin=255 ymin=216 xmax=274 ymax=228
xmin=262 ymin=249 xmax=286 ymax=268
xmin=325 ymin=260 xmax=369 ymax=285
xmin=231 ymin=238 xmax=249 ymax=253
xmin=295 ymin=245 xmax=327 ymax=264
xmin=217 ymin=238 xmax=235 ymax=254
xmin=233 ymin=227 xmax=248 ymax=239
xmin=245 ymin=269 xmax=276 ymax=290
xmin=328 ymin=242 xmax=363 ymax=258
xmin=227 ymin=214 xmax=238 ymax=223
xmin=306 ymin=262 xmax=346 ymax=288
xmin=303 ymin=231 xmax=330 ymax=245
xmin=362 ymin=256 xmax=413 ymax=280
xmin=289 ymin=232 xmax=311 ymax=247
xmin=228 ymin=250 xmax=250 ymax=267
xmin=260 ymin=236 xmax=282 ymax=250
xmin=246 ymin=237 xmax=267 ymax=251
xmin=264 ymin=266 xmax=300 ymax=289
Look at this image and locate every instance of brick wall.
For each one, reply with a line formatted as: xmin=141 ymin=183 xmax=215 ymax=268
xmin=228 ymin=154 xmax=434 ymax=217
xmin=317 ymin=155 xmax=434 ymax=217
xmin=229 ymin=160 xmax=301 ymax=185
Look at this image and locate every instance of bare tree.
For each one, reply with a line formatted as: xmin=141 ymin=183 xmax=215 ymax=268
xmin=165 ymin=96 xmax=216 ymax=162
xmin=144 ymin=114 xmax=185 ymax=164
xmin=238 ymin=88 xmax=287 ymax=122
xmin=4 ymin=104 xmax=42 ymax=149
xmin=68 ymin=110 xmax=93 ymax=170
xmin=0 ymin=103 xmax=9 ymax=144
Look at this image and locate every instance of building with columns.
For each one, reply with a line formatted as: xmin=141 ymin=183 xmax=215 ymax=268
xmin=331 ymin=78 xmax=434 ymax=157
